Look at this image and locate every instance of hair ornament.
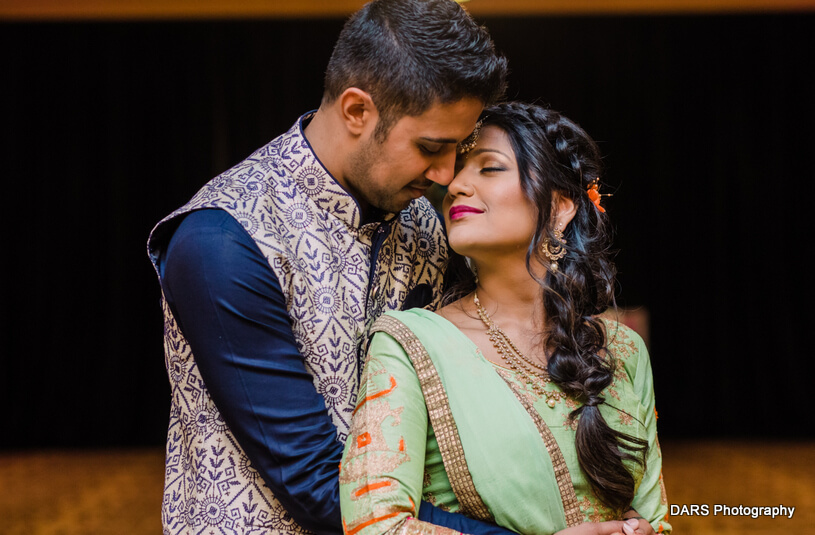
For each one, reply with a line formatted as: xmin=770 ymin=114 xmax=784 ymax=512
xmin=457 ymin=118 xmax=484 ymax=155
xmin=587 ymin=178 xmax=610 ymax=213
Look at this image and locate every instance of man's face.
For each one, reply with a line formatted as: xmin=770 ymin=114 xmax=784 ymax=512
xmin=345 ymin=97 xmax=483 ymax=214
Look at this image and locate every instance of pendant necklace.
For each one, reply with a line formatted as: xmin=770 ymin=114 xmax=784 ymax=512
xmin=473 ymin=290 xmax=565 ymax=408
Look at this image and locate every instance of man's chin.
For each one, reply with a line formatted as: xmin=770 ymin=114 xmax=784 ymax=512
xmin=382 ymin=199 xmax=413 ymax=214
xmin=366 ymin=187 xmax=428 ymax=214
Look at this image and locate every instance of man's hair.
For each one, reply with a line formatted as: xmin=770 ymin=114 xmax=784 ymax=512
xmin=323 ymin=0 xmax=508 ymax=140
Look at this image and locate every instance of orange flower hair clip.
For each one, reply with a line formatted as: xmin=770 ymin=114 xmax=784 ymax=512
xmin=587 ymin=178 xmax=610 ymax=213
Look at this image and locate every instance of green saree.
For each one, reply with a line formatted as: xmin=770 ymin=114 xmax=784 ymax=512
xmin=339 ymin=309 xmax=670 ymax=535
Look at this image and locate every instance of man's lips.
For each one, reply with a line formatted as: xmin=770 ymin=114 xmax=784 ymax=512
xmin=449 ymin=205 xmax=484 ymax=221
xmin=406 ymin=182 xmax=432 ymax=198
xmin=407 ymin=185 xmax=429 ymax=198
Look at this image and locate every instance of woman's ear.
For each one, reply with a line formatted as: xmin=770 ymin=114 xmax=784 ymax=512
xmin=338 ymin=87 xmax=378 ymax=137
xmin=552 ymin=192 xmax=577 ymax=229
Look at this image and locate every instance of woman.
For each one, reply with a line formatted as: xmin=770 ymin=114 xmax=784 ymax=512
xmin=339 ymin=102 xmax=670 ymax=535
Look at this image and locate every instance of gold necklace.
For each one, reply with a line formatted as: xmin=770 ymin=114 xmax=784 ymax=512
xmin=473 ymin=291 xmax=565 ymax=408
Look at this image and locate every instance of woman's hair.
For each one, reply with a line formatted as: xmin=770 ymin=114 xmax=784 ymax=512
xmin=444 ymin=101 xmax=647 ymax=516
xmin=323 ymin=0 xmax=507 ymax=141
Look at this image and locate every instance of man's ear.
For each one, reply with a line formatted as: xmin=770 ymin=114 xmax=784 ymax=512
xmin=339 ymin=87 xmax=378 ymax=137
xmin=552 ymin=192 xmax=577 ymax=229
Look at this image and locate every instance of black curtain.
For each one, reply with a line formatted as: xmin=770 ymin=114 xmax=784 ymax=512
xmin=3 ymin=14 xmax=813 ymax=449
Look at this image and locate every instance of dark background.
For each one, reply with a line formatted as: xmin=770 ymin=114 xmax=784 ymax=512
xmin=3 ymin=13 xmax=813 ymax=450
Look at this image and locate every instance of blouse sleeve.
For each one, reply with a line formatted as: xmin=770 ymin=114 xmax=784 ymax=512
xmin=629 ymin=336 xmax=673 ymax=535
xmin=340 ymin=331 xmax=459 ymax=535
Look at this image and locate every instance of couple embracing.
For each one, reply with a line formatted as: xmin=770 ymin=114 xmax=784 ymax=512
xmin=147 ymin=1 xmax=670 ymax=535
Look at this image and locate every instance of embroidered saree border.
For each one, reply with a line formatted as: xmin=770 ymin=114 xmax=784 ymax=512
xmin=494 ymin=368 xmax=583 ymax=528
xmin=371 ymin=315 xmax=493 ymax=523
xmin=393 ymin=518 xmax=460 ymax=535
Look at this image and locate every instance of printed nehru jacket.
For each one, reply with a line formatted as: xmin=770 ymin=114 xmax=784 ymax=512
xmin=147 ymin=114 xmax=448 ymax=534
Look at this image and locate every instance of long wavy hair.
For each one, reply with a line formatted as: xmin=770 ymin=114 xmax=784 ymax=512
xmin=444 ymin=101 xmax=647 ymax=516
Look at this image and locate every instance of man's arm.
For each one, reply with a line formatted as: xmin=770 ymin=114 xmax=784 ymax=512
xmin=160 ymin=208 xmax=515 ymax=535
xmin=160 ymin=209 xmax=343 ymax=534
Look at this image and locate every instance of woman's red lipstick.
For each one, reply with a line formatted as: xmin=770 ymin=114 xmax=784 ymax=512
xmin=449 ymin=205 xmax=484 ymax=221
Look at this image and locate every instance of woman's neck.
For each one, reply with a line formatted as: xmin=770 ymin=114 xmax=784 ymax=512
xmin=472 ymin=255 xmax=545 ymax=328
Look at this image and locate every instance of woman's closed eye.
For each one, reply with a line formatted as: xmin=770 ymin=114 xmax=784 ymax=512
xmin=480 ymin=164 xmax=507 ymax=174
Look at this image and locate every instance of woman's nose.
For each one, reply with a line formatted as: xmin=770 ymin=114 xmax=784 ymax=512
xmin=446 ymin=168 xmax=474 ymax=197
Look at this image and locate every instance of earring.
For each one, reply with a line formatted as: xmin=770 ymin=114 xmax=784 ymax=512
xmin=541 ymin=228 xmax=567 ymax=272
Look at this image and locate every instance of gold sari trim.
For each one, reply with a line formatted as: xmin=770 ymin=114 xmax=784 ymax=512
xmin=391 ymin=518 xmax=460 ymax=535
xmin=371 ymin=315 xmax=493 ymax=522
xmin=494 ymin=367 xmax=583 ymax=528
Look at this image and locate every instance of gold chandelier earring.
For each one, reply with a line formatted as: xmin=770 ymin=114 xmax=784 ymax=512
xmin=541 ymin=227 xmax=567 ymax=272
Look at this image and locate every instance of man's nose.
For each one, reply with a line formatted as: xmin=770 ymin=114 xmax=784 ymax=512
xmin=424 ymin=151 xmax=457 ymax=186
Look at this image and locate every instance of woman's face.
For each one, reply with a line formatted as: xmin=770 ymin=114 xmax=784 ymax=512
xmin=443 ymin=125 xmax=538 ymax=260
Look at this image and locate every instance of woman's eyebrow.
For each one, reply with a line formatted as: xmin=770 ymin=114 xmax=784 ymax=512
xmin=469 ymin=148 xmax=509 ymax=158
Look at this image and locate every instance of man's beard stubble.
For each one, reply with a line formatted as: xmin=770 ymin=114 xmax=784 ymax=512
xmin=346 ymin=137 xmax=412 ymax=215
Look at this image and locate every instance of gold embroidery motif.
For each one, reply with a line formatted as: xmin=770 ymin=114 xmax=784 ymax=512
xmin=618 ymin=409 xmax=634 ymax=426
xmin=659 ymin=471 xmax=668 ymax=505
xmin=604 ymin=320 xmax=638 ymax=364
xmin=494 ymin=367 xmax=582 ymax=528
xmin=371 ymin=316 xmax=493 ymax=523
xmin=579 ymin=496 xmax=602 ymax=523
xmin=422 ymin=469 xmax=437 ymax=506
xmin=393 ymin=518 xmax=460 ymax=535
xmin=564 ymin=398 xmax=580 ymax=430
xmin=578 ymin=495 xmax=613 ymax=523
xmin=341 ymin=357 xmax=410 ymax=498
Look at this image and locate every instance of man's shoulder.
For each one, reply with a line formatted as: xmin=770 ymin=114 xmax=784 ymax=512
xmin=395 ymin=196 xmax=444 ymax=233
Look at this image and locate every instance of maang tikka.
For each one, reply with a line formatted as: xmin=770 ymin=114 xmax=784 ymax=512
xmin=457 ymin=119 xmax=484 ymax=155
xmin=541 ymin=227 xmax=567 ymax=272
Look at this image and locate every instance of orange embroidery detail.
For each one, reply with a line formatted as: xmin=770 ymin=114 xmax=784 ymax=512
xmin=409 ymin=495 xmax=416 ymax=512
xmin=658 ymin=523 xmax=664 ymax=533
xmin=353 ymin=480 xmax=392 ymax=497
xmin=353 ymin=376 xmax=398 ymax=416
xmin=399 ymin=437 xmax=406 ymax=452
xmin=345 ymin=511 xmax=401 ymax=535
xmin=357 ymin=432 xmax=372 ymax=448
xmin=655 ymin=407 xmax=659 ymax=420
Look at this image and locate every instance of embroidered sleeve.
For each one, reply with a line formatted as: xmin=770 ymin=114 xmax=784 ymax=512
xmin=340 ymin=332 xmax=460 ymax=535
xmin=628 ymin=334 xmax=672 ymax=534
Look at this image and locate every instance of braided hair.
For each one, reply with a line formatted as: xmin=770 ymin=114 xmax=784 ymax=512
xmin=444 ymin=102 xmax=647 ymax=515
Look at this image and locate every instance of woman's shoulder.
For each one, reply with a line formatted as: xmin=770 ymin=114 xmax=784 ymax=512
xmin=371 ymin=308 xmax=455 ymax=340
xmin=599 ymin=313 xmax=649 ymax=365
xmin=375 ymin=307 xmax=437 ymax=327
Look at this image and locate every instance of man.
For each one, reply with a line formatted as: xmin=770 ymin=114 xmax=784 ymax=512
xmin=147 ymin=1 xmax=508 ymax=534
